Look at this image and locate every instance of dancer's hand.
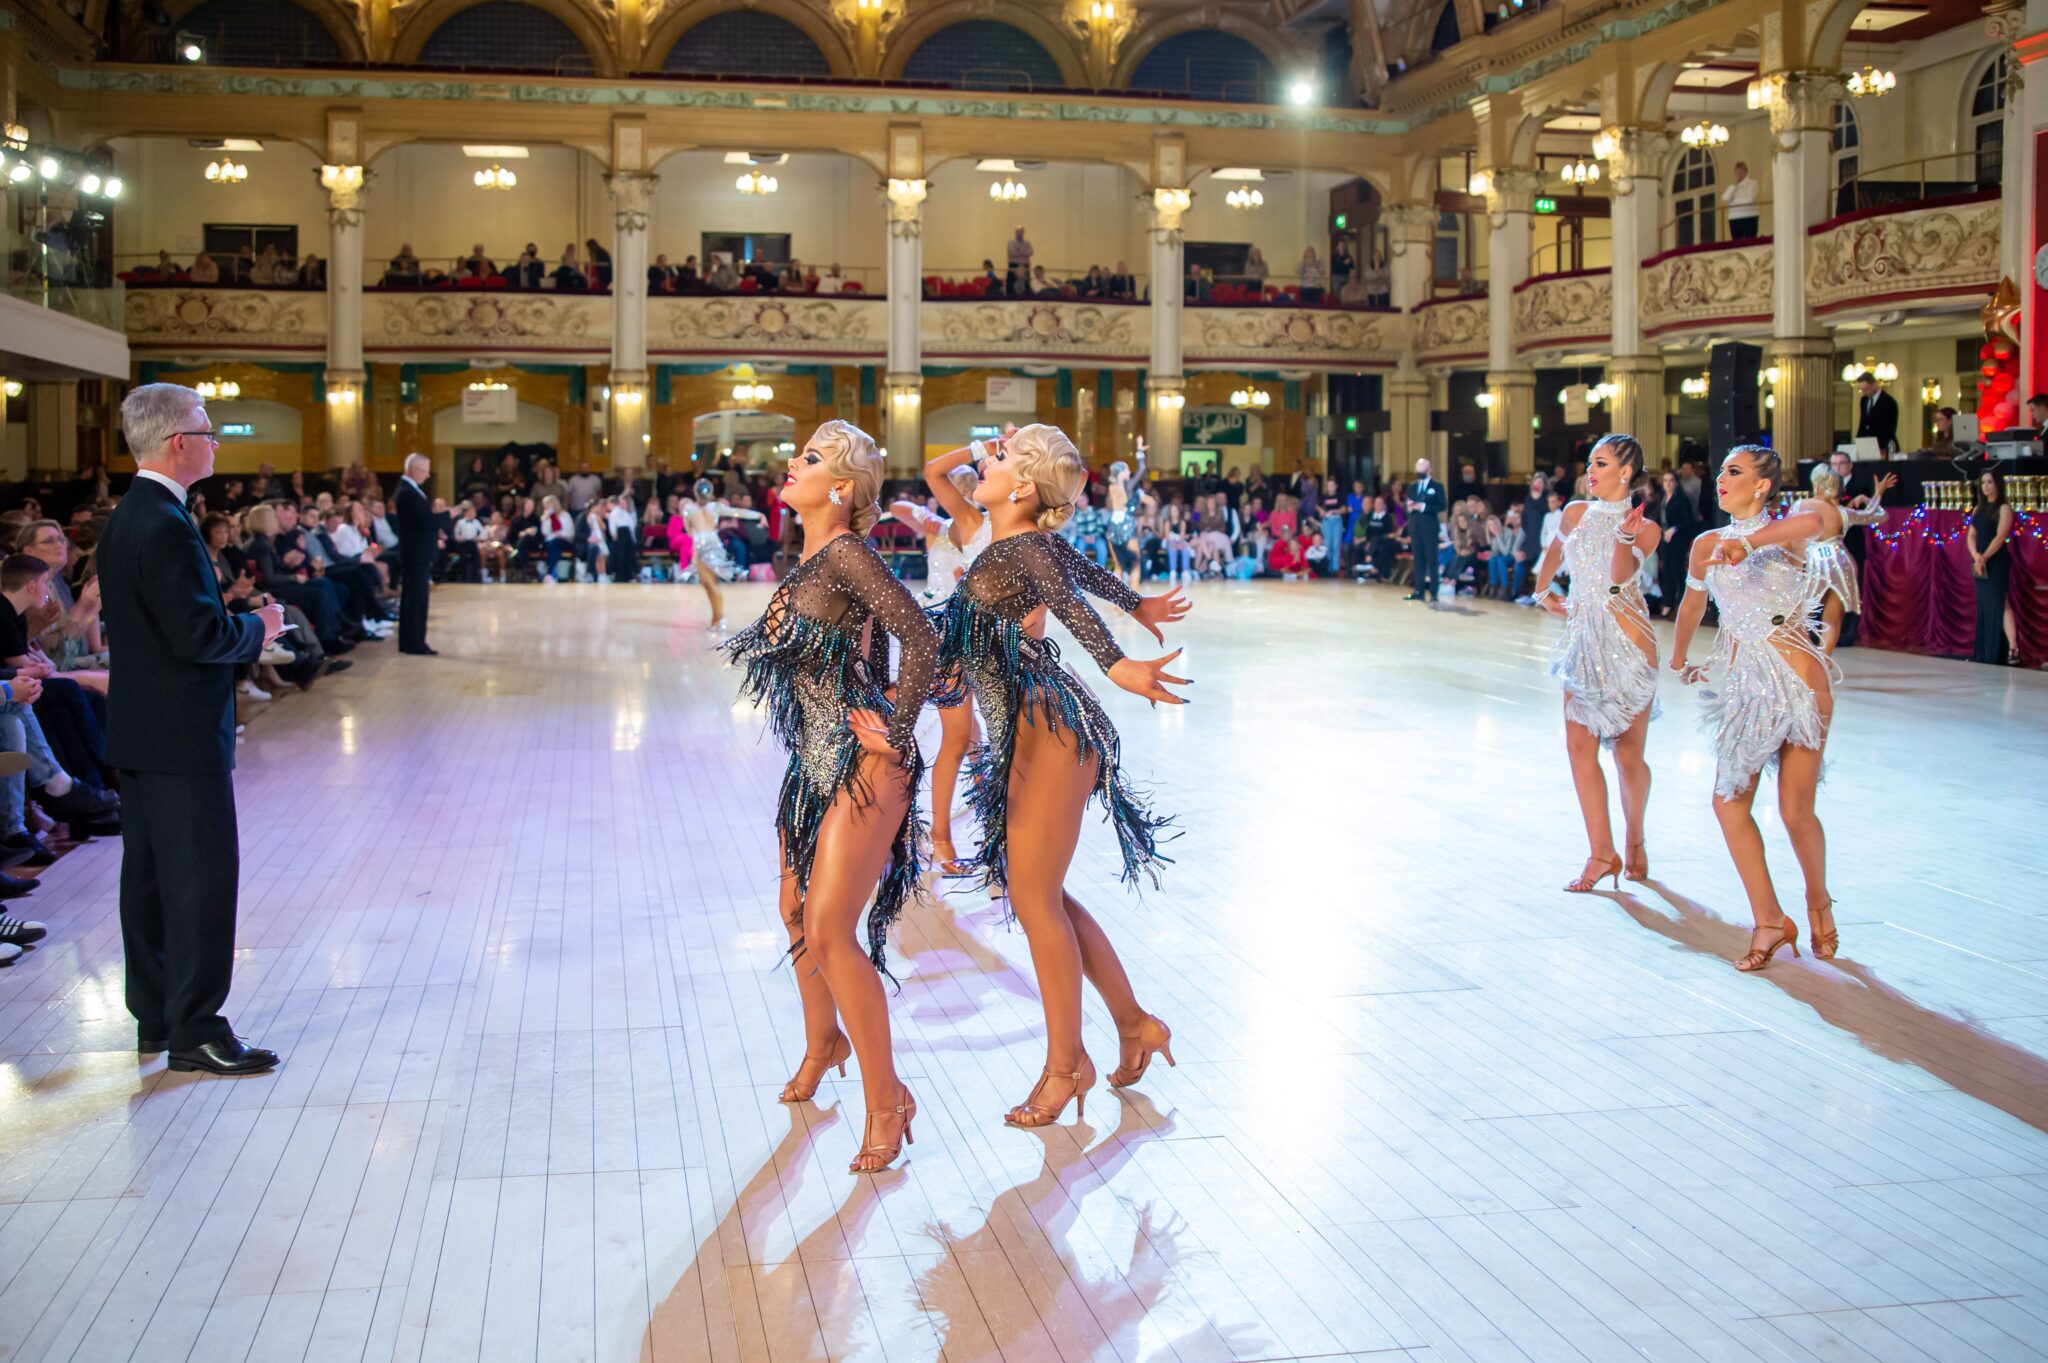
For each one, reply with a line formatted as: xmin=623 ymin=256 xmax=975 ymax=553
xmin=1108 ymin=650 xmax=1190 ymax=706
xmin=1706 ymin=537 xmax=1749 ymax=567
xmin=1867 ymin=473 xmax=1899 ymax=501
xmin=1618 ymin=504 xmax=1647 ymax=539
xmin=1131 ymin=588 xmax=1190 ymax=644
xmin=847 ymin=709 xmax=904 ymax=762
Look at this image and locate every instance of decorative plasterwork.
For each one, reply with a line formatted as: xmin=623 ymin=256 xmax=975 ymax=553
xmin=1411 ymin=297 xmax=1487 ymax=364
xmin=925 ymin=300 xmax=1143 ymax=360
xmin=1807 ymin=199 xmax=2001 ymax=315
xmin=367 ymin=292 xmax=606 ymax=350
xmin=652 ymin=296 xmax=885 ymax=356
xmin=606 ymin=172 xmax=657 ymax=231
xmin=124 ymin=289 xmax=327 ymax=351
xmin=1513 ymin=273 xmax=1611 ymax=355
xmin=1187 ymin=307 xmax=1402 ymax=367
xmin=1640 ymin=243 xmax=1773 ymax=337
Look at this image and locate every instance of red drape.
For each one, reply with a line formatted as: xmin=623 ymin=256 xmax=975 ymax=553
xmin=1860 ymin=508 xmax=2047 ymax=667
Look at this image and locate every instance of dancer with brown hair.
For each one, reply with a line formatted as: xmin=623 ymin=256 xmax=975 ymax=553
xmin=722 ymin=420 xmax=937 ymax=1172
xmin=1671 ymin=444 xmax=1839 ymax=971
xmin=1528 ymin=434 xmax=1663 ymax=891
xmin=935 ymin=424 xmax=1191 ymax=1128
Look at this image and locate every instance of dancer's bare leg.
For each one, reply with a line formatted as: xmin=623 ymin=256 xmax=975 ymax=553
xmin=929 ymin=701 xmax=975 ymax=869
xmin=1818 ymin=593 xmax=1845 ymax=656
xmin=1611 ymin=615 xmax=1656 ymax=878
xmin=776 ymin=842 xmax=845 ymax=1102
xmin=800 ymin=754 xmax=915 ymax=1162
xmin=698 ymin=571 xmax=724 ymax=626
xmin=1562 ymin=704 xmax=1617 ymax=891
xmin=1776 ymin=647 xmax=1834 ymax=947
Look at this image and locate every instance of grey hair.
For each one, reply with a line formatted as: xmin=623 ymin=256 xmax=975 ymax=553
xmin=404 ymin=452 xmax=431 ymax=472
xmin=121 ymin=383 xmax=204 ymax=460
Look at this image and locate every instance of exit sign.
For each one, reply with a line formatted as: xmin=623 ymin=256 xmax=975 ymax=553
xmin=219 ymin=422 xmax=255 ymax=436
xmin=1333 ymin=213 xmax=1349 ymax=230
xmin=1533 ymin=197 xmax=1558 ymax=214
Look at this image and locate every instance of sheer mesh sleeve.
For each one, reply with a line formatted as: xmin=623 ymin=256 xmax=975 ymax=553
xmin=1046 ymin=531 xmax=1141 ymax=612
xmin=1840 ymin=498 xmax=1887 ymax=528
xmin=831 ymin=537 xmax=938 ymax=755
xmin=1017 ymin=534 xmax=1126 ymax=673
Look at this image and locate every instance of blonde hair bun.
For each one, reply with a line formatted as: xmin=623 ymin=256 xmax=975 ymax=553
xmin=1005 ymin=423 xmax=1085 ymax=531
xmin=810 ymin=418 xmax=885 ymax=534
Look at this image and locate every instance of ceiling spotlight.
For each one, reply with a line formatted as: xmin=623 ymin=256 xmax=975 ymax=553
xmin=1846 ymin=65 xmax=1896 ymax=98
xmin=1559 ymin=157 xmax=1600 ymax=186
xmin=988 ymin=177 xmax=1027 ymax=202
xmin=1225 ymin=185 xmax=1264 ymax=209
xmin=7 ymin=165 xmax=29 ymax=184
xmin=736 ymin=170 xmax=778 ymax=195
xmin=1679 ymin=120 xmax=1729 ymax=148
xmin=204 ymin=157 xmax=247 ymax=184
xmin=473 ymin=163 xmax=516 ymax=190
xmin=103 ymin=176 xmax=122 ymax=198
xmin=37 ymin=156 xmax=59 ymax=179
xmin=80 ymin=173 xmax=100 ymax=194
xmin=1288 ymin=79 xmax=1316 ymax=106
xmin=180 ymin=40 xmax=204 ymax=62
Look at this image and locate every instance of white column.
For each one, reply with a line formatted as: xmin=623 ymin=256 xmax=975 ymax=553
xmin=884 ymin=177 xmax=927 ymax=472
xmin=606 ymin=172 xmax=655 ymax=465
xmin=1601 ymin=128 xmax=1669 ymax=451
xmin=1482 ymin=168 xmax=1540 ymax=474
xmin=1148 ymin=186 xmax=1190 ymax=471
xmin=320 ymin=164 xmax=365 ymax=469
xmin=1383 ymin=201 xmax=1436 ymax=476
xmin=1762 ymin=71 xmax=1840 ymax=464
xmin=1992 ymin=7 xmax=2026 ymax=292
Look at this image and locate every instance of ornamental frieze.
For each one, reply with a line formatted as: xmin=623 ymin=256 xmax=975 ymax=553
xmin=654 ymin=297 xmax=884 ymax=351
xmin=1513 ymin=273 xmax=1612 ymax=353
xmin=368 ymin=292 xmax=603 ymax=347
xmin=1806 ymin=200 xmax=2001 ymax=313
xmin=124 ymin=289 xmax=325 ymax=349
xmin=926 ymin=301 xmax=1141 ymax=357
xmin=1188 ymin=307 xmax=1398 ymax=362
xmin=1640 ymin=244 xmax=1773 ymax=336
xmin=1411 ymin=297 xmax=1487 ymax=362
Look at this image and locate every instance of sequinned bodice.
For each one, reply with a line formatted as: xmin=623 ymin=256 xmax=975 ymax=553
xmin=1706 ymin=514 xmax=1814 ymax=645
xmin=957 ymin=531 xmax=1142 ymax=672
xmin=1561 ymin=499 xmax=1636 ymax=608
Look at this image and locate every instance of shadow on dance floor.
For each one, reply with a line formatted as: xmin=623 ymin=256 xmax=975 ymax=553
xmin=1610 ymin=881 xmax=2048 ymax=1135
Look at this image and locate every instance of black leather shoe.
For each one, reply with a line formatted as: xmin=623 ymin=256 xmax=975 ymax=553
xmin=2 ymin=832 xmax=56 ymax=867
xmin=137 ymin=1032 xmax=167 ymax=1053
xmin=38 ymin=783 xmax=119 ymax=822
xmin=0 ymin=871 xmax=36 ymax=899
xmin=324 ymin=659 xmax=353 ymax=674
xmin=167 ymin=1036 xmax=279 ymax=1075
xmin=400 ymin=646 xmax=439 ymax=656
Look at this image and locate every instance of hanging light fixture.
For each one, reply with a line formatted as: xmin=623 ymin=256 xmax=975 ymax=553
xmin=988 ymin=177 xmax=1027 ymax=202
xmin=1229 ymin=388 xmax=1271 ymax=409
xmin=1840 ymin=358 xmax=1898 ymax=384
xmin=203 ymin=157 xmax=247 ymax=185
xmin=736 ymin=169 xmax=778 ymax=195
xmin=1559 ymin=157 xmax=1600 ymax=187
xmin=1680 ymin=372 xmax=1710 ymax=398
xmin=1225 ymin=185 xmax=1264 ymax=209
xmin=196 ymin=377 xmax=241 ymax=400
xmin=473 ymin=163 xmax=517 ymax=190
xmin=732 ymin=380 xmax=775 ymax=402
xmin=1846 ymin=64 xmax=1897 ymax=98
xmin=1678 ymin=120 xmax=1729 ymax=149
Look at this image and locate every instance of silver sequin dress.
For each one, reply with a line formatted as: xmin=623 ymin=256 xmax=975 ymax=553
xmin=1803 ymin=498 xmax=1886 ymax=616
xmin=1548 ymin=498 xmax=1660 ymax=742
xmin=1697 ymin=514 xmax=1838 ymax=800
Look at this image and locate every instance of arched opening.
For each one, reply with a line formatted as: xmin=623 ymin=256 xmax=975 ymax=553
xmin=417 ymin=1 xmax=598 ymax=76
xmin=691 ymin=409 xmax=796 ymax=465
xmin=663 ymin=11 xmax=831 ymax=80
xmin=1970 ymin=53 xmax=2009 ymax=191
xmin=1128 ymin=30 xmax=1276 ymax=104
xmin=901 ymin=21 xmax=1065 ymax=93
xmin=1670 ymin=147 xmax=1717 ymax=248
xmin=1831 ymin=101 xmax=1860 ymax=208
xmin=1430 ymin=3 xmax=1462 ymax=53
xmin=171 ymin=0 xmax=347 ymax=65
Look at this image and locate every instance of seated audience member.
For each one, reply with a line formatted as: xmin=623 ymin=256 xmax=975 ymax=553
xmin=297 ymin=252 xmax=326 ymax=288
xmin=339 ymin=502 xmax=394 ymax=590
xmin=538 ymin=495 xmax=575 ymax=582
xmin=17 ymin=520 xmax=106 ymax=670
xmin=676 ymin=255 xmax=701 ymax=291
xmin=475 ymin=509 xmax=514 ymax=582
xmin=1486 ymin=507 xmax=1521 ymax=598
xmin=243 ymin=503 xmax=354 ymax=652
xmin=299 ymin=505 xmax=394 ymax=636
xmin=449 ymin=502 xmax=485 ymax=582
xmin=250 ymin=243 xmax=287 ymax=286
xmin=188 ymin=251 xmax=221 ymax=284
xmin=706 ymin=255 xmax=739 ymax=291
xmin=649 ymin=254 xmax=676 ymax=292
xmin=607 ymin=496 xmax=639 ymax=582
xmin=1 ymin=554 xmax=112 ymax=788
xmin=384 ymin=244 xmax=423 ymax=286
xmin=584 ymin=238 xmax=613 ymax=288
xmin=1268 ymin=532 xmax=1307 ymax=578
xmin=553 ymin=244 xmax=586 ymax=290
xmin=461 ymin=243 xmax=496 ymax=279
xmin=1362 ymin=496 xmax=1399 ymax=580
xmin=3 ymin=669 xmax=119 ymax=878
xmin=815 ymin=262 xmax=845 ymax=293
xmin=510 ymin=244 xmax=545 ymax=289
xmin=579 ymin=498 xmax=612 ymax=582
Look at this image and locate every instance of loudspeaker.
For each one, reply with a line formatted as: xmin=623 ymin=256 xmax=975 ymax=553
xmin=1709 ymin=341 xmax=1763 ymax=451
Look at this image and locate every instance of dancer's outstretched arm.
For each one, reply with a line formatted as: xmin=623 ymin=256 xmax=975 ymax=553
xmin=1043 ymin=532 xmax=1188 ymax=643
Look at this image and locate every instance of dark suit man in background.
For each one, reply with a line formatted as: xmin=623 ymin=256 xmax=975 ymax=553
xmin=393 ymin=453 xmax=438 ymax=656
xmin=1404 ymin=456 xmax=1447 ymax=602
xmin=100 ymin=384 xmax=285 ymax=1075
xmin=1853 ymin=373 xmax=1899 ymax=455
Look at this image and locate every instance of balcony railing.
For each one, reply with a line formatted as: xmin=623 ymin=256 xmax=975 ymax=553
xmin=125 ymin=286 xmax=326 ymax=353
xmin=1639 ymin=239 xmax=1773 ymax=340
xmin=1513 ymin=268 xmax=1610 ymax=356
xmin=1411 ymin=296 xmax=1487 ymax=367
xmin=1807 ymin=190 xmax=2001 ymax=318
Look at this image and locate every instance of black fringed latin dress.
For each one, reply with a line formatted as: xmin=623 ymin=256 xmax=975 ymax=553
xmin=936 ymin=530 xmax=1172 ymax=892
xmin=722 ymin=532 xmax=938 ymax=971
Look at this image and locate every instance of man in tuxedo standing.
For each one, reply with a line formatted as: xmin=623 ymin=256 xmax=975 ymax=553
xmin=393 ymin=453 xmax=438 ymax=656
xmin=1403 ymin=455 xmax=1447 ymax=602
xmin=1853 ymin=372 xmax=1899 ymax=454
xmin=100 ymin=384 xmax=285 ymax=1075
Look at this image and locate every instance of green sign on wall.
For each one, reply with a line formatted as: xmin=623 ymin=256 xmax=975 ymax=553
xmin=1182 ymin=410 xmax=1249 ymax=445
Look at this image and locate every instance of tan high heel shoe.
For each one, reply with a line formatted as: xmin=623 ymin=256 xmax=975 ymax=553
xmin=850 ymin=1089 xmax=916 ymax=1173
xmin=1735 ymin=918 xmax=1800 ymax=972
xmin=1623 ymin=841 xmax=1649 ymax=883
xmin=778 ymin=1034 xmax=852 ymax=1103
xmin=929 ymin=835 xmax=969 ymax=878
xmin=1807 ymin=899 xmax=1839 ymax=960
xmin=1005 ymin=1057 xmax=1096 ymax=1127
xmin=1565 ymin=855 xmax=1622 ymax=893
xmin=1108 ymin=1015 xmax=1176 ymax=1089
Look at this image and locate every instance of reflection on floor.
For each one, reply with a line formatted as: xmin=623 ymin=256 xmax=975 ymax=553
xmin=2 ymin=580 xmax=2047 ymax=1363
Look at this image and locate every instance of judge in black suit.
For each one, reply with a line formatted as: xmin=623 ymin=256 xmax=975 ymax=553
xmin=1853 ymin=372 xmax=1899 ymax=455
xmin=393 ymin=453 xmax=439 ymax=656
xmin=1403 ymin=456 xmax=1448 ymax=602
xmin=100 ymin=384 xmax=285 ymax=1075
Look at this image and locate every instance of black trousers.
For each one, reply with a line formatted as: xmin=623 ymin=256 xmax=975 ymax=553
xmin=399 ymin=556 xmax=432 ymax=651
xmin=1410 ymin=520 xmax=1441 ymax=596
xmin=32 ymin=675 xmax=108 ymax=787
xmin=119 ymin=769 xmax=239 ymax=1049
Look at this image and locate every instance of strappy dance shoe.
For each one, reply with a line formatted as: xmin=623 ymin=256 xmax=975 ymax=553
xmin=850 ymin=1089 xmax=916 ymax=1173
xmin=778 ymin=1034 xmax=852 ymax=1103
xmin=1735 ymin=918 xmax=1800 ymax=972
xmin=1005 ymin=1057 xmax=1096 ymax=1127
xmin=1807 ymin=899 xmax=1839 ymax=960
xmin=1566 ymin=855 xmax=1622 ymax=893
xmin=1108 ymin=1015 xmax=1175 ymax=1089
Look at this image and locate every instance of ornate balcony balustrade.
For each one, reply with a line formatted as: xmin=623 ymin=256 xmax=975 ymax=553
xmin=1512 ymin=270 xmax=1611 ymax=358
xmin=1639 ymin=241 xmax=1774 ymax=341
xmin=1807 ymin=193 xmax=2001 ymax=321
xmin=124 ymin=288 xmax=328 ymax=355
xmin=1187 ymin=306 xmax=1403 ymax=369
xmin=1410 ymin=297 xmax=1487 ymax=368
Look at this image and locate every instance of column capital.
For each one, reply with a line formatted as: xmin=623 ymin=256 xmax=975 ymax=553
xmin=1475 ymin=167 xmax=1543 ymax=222
xmin=321 ymin=164 xmax=365 ymax=225
xmin=1593 ymin=126 xmax=1670 ymax=189
xmin=1383 ymin=201 xmax=1438 ymax=251
xmin=1484 ymin=368 xmax=1537 ymax=391
xmin=1985 ymin=3 xmax=2024 ymax=45
xmin=1748 ymin=71 xmax=1844 ymax=139
xmin=885 ymin=177 xmax=927 ymax=237
xmin=606 ymin=171 xmax=657 ymax=232
xmin=1151 ymin=186 xmax=1192 ymax=241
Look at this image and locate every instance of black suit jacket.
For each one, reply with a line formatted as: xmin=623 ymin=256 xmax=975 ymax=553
xmin=393 ymin=479 xmax=437 ymax=568
xmin=1407 ymin=477 xmax=1447 ymax=524
xmin=98 ymin=477 xmax=264 ymax=774
xmin=1856 ymin=391 xmax=1900 ymax=453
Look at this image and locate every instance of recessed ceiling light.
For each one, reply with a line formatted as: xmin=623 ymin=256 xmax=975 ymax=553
xmin=975 ymin=158 xmax=1021 ymax=173
xmin=1211 ymin=167 xmax=1266 ymax=181
xmin=722 ymin=151 xmax=789 ymax=166
xmin=1850 ymin=6 xmax=1927 ymax=33
xmin=462 ymin=144 xmax=530 ymax=159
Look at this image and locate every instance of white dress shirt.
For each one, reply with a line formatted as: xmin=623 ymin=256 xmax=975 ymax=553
xmin=1721 ymin=178 xmax=1759 ymax=222
xmin=134 ymin=468 xmax=190 ymax=506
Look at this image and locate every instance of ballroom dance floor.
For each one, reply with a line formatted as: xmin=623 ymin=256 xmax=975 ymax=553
xmin=2 ymin=578 xmax=2046 ymax=1363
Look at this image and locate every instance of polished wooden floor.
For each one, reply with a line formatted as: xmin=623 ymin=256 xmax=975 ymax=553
xmin=2 ymin=577 xmax=2046 ymax=1363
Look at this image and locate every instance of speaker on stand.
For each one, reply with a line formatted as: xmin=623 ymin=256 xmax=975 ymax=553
xmin=1709 ymin=341 xmax=1764 ymax=453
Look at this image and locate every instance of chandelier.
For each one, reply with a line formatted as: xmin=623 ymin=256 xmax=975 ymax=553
xmin=1841 ymin=359 xmax=1899 ymax=384
xmin=1680 ymin=373 xmax=1709 ymax=398
xmin=1225 ymin=185 xmax=1264 ymax=209
xmin=736 ymin=170 xmax=778 ymax=195
xmin=1846 ymin=65 xmax=1896 ymax=98
xmin=204 ymin=157 xmax=247 ymax=185
xmin=473 ymin=163 xmax=516 ymax=190
xmin=1229 ymin=388 xmax=1271 ymax=409
xmin=196 ymin=377 xmax=241 ymax=400
xmin=1678 ymin=121 xmax=1729 ymax=149
xmin=732 ymin=381 xmax=775 ymax=402
xmin=1558 ymin=382 xmax=1617 ymax=407
xmin=1558 ymin=157 xmax=1600 ymax=187
xmin=988 ymin=177 xmax=1026 ymax=202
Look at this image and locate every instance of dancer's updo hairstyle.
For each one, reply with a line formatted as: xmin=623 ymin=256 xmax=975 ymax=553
xmin=1726 ymin=442 xmax=1782 ymax=496
xmin=945 ymin=463 xmax=978 ymax=499
xmin=1591 ymin=433 xmax=1646 ymax=493
xmin=1810 ymin=465 xmax=1841 ymax=499
xmin=811 ymin=419 xmax=884 ymax=534
xmin=692 ymin=478 xmax=716 ymax=502
xmin=1006 ymin=423 xmax=1085 ymax=531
